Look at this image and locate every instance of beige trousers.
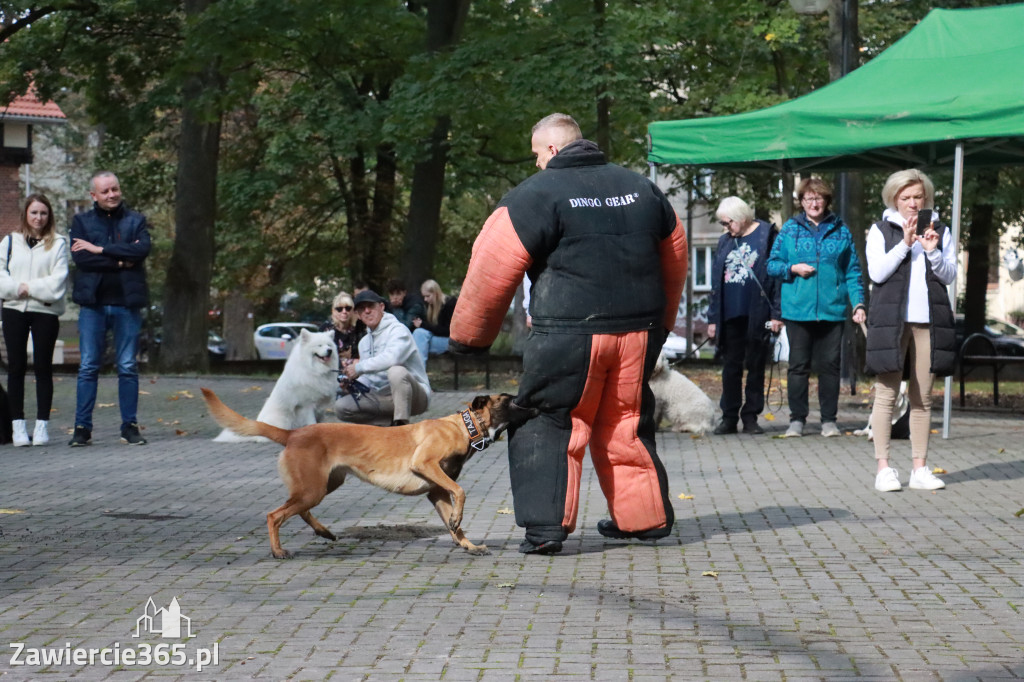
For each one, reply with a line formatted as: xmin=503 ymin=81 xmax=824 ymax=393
xmin=335 ymin=365 xmax=429 ymax=424
xmin=871 ymin=323 xmax=934 ymax=461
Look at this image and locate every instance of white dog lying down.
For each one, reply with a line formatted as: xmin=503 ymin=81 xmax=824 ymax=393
xmin=852 ymin=381 xmax=910 ymax=441
xmin=649 ymin=352 xmax=715 ymax=435
xmin=213 ymin=329 xmax=339 ymax=443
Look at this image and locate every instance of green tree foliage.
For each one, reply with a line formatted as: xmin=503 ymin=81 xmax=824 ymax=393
xmin=4 ymin=0 xmax=1022 ymax=362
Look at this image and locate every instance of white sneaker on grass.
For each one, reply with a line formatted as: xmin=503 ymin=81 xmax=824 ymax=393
xmin=821 ymin=422 xmax=841 ymax=438
xmin=875 ymin=467 xmax=901 ymax=492
xmin=784 ymin=421 xmax=804 ymax=438
xmin=909 ymin=466 xmax=946 ymax=490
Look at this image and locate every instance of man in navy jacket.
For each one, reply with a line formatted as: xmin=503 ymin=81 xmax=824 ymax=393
xmin=68 ymin=171 xmax=151 ymax=446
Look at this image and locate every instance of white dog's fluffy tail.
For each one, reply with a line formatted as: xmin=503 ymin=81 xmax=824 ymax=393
xmin=212 ymin=427 xmax=272 ymax=444
xmin=202 ymin=388 xmax=291 ymax=445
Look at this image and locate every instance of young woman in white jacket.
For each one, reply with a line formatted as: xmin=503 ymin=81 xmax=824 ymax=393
xmin=0 ymin=194 xmax=70 ymax=446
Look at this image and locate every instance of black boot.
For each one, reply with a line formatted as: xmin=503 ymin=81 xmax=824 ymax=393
xmin=597 ymin=519 xmax=672 ymax=541
xmin=518 ymin=539 xmax=563 ymax=555
xmin=712 ymin=420 xmax=737 ymax=435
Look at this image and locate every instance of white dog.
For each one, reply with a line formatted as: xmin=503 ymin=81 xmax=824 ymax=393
xmin=649 ymin=352 xmax=715 ymax=435
xmin=213 ymin=329 xmax=339 ymax=443
xmin=853 ymin=381 xmax=910 ymax=441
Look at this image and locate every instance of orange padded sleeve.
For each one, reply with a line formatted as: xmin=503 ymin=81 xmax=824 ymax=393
xmin=451 ymin=206 xmax=533 ymax=348
xmin=659 ymin=213 xmax=688 ymax=331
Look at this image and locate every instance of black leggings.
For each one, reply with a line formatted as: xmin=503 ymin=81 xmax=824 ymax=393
xmin=2 ymin=308 xmax=60 ymax=420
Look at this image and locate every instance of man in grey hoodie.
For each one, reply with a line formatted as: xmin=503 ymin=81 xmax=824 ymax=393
xmin=336 ymin=289 xmax=431 ymax=426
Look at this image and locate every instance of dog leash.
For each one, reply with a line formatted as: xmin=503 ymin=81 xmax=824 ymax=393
xmin=337 ymin=375 xmax=378 ymax=410
xmin=459 ymin=409 xmax=492 ymax=452
xmin=764 ymin=328 xmax=785 ymax=415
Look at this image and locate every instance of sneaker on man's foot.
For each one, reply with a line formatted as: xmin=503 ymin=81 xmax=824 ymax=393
xmin=784 ymin=421 xmax=804 ymax=438
xmin=874 ymin=467 xmax=902 ymax=492
xmin=712 ymin=420 xmax=738 ymax=435
xmin=821 ymin=422 xmax=841 ymax=438
xmin=120 ymin=423 xmax=147 ymax=445
xmin=909 ymin=466 xmax=945 ymax=490
xmin=69 ymin=426 xmax=91 ymax=447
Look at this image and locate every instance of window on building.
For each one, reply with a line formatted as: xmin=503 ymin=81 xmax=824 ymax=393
xmin=693 ymin=246 xmax=714 ymax=291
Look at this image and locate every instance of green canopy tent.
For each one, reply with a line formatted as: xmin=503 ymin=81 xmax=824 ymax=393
xmin=648 ymin=3 xmax=1024 ymax=173
xmin=647 ymin=3 xmax=1024 ymax=437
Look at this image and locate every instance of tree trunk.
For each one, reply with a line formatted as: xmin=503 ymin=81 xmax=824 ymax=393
xmin=223 ymin=290 xmax=255 ymax=360
xmin=159 ymin=7 xmax=222 ymax=372
xmin=781 ymin=172 xmax=795 ymax=223
xmin=594 ymin=0 xmax=611 ymax=156
xmin=400 ymin=0 xmax=470 ymax=288
xmin=402 ymin=116 xmax=451 ymax=287
xmin=964 ymin=171 xmax=999 ymax=336
xmin=368 ymin=143 xmax=398 ymax=286
xmin=335 ymin=143 xmax=397 ymax=289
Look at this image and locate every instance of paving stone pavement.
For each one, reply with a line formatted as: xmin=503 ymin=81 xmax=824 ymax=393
xmin=0 ymin=372 xmax=1023 ymax=680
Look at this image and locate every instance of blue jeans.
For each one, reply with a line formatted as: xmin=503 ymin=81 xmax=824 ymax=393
xmin=413 ymin=328 xmax=449 ymax=362
xmin=75 ymin=305 xmax=142 ymax=430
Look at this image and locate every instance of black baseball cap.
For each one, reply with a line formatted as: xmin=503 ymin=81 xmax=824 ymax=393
xmin=353 ymin=290 xmax=387 ymax=308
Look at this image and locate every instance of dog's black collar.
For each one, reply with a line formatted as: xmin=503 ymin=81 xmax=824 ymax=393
xmin=459 ymin=409 xmax=492 ymax=452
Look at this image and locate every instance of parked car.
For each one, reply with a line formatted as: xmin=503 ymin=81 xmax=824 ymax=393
xmin=955 ymin=315 xmax=1024 ymax=356
xmin=139 ymin=329 xmax=227 ymax=363
xmin=662 ymin=331 xmax=707 ymax=361
xmin=206 ymin=331 xmax=227 ymax=361
xmin=253 ymin=322 xmax=319 ymax=360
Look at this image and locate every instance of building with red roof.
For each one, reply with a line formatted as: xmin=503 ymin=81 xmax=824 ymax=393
xmin=0 ymin=91 xmax=66 ymax=235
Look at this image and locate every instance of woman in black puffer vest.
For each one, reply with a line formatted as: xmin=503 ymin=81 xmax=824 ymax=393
xmin=864 ymin=169 xmax=956 ymax=493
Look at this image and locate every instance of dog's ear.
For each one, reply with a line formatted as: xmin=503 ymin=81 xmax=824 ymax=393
xmin=299 ymin=328 xmax=310 ymax=340
xmin=471 ymin=395 xmax=490 ymax=410
xmin=508 ymin=401 xmax=540 ymax=423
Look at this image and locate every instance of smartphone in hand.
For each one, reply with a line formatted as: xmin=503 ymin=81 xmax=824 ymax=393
xmin=916 ymin=209 xmax=934 ymax=236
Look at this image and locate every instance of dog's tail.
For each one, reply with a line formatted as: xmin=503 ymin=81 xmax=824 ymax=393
xmin=201 ymin=387 xmax=291 ymax=445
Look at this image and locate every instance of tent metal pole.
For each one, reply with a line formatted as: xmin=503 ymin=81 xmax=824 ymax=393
xmin=942 ymin=141 xmax=964 ymax=439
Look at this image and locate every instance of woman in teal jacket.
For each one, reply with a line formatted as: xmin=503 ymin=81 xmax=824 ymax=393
xmin=767 ymin=178 xmax=866 ymax=438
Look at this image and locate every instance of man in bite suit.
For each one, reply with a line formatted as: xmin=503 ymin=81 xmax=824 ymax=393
xmin=449 ymin=113 xmax=688 ymax=554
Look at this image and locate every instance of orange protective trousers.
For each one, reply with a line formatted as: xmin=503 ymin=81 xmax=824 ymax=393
xmin=508 ymin=328 xmax=674 ymax=546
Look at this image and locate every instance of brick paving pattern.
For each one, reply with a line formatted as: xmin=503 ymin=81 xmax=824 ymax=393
xmin=1 ymin=372 xmax=1022 ymax=680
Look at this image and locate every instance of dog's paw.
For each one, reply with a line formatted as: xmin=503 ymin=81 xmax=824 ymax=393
xmin=271 ymin=549 xmax=294 ymax=559
xmin=465 ymin=544 xmax=490 ymax=555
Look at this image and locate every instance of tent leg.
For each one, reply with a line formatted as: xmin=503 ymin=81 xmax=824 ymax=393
xmin=942 ymin=142 xmax=964 ymax=439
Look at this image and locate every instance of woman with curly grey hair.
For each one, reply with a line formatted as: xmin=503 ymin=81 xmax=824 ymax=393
xmin=706 ymin=196 xmax=781 ymax=435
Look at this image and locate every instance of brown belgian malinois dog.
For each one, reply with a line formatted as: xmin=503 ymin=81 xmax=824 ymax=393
xmin=202 ymin=388 xmax=537 ymax=558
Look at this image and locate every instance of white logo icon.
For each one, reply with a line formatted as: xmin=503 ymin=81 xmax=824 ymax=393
xmin=134 ymin=597 xmax=195 ymax=639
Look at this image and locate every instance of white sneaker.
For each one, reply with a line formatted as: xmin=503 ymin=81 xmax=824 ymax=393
xmin=909 ymin=466 xmax=946 ymax=490
xmin=11 ymin=419 xmax=29 ymax=447
xmin=821 ymin=422 xmax=841 ymax=438
xmin=785 ymin=421 xmax=804 ymax=437
xmin=32 ymin=420 xmax=49 ymax=446
xmin=875 ymin=467 xmax=902 ymax=492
